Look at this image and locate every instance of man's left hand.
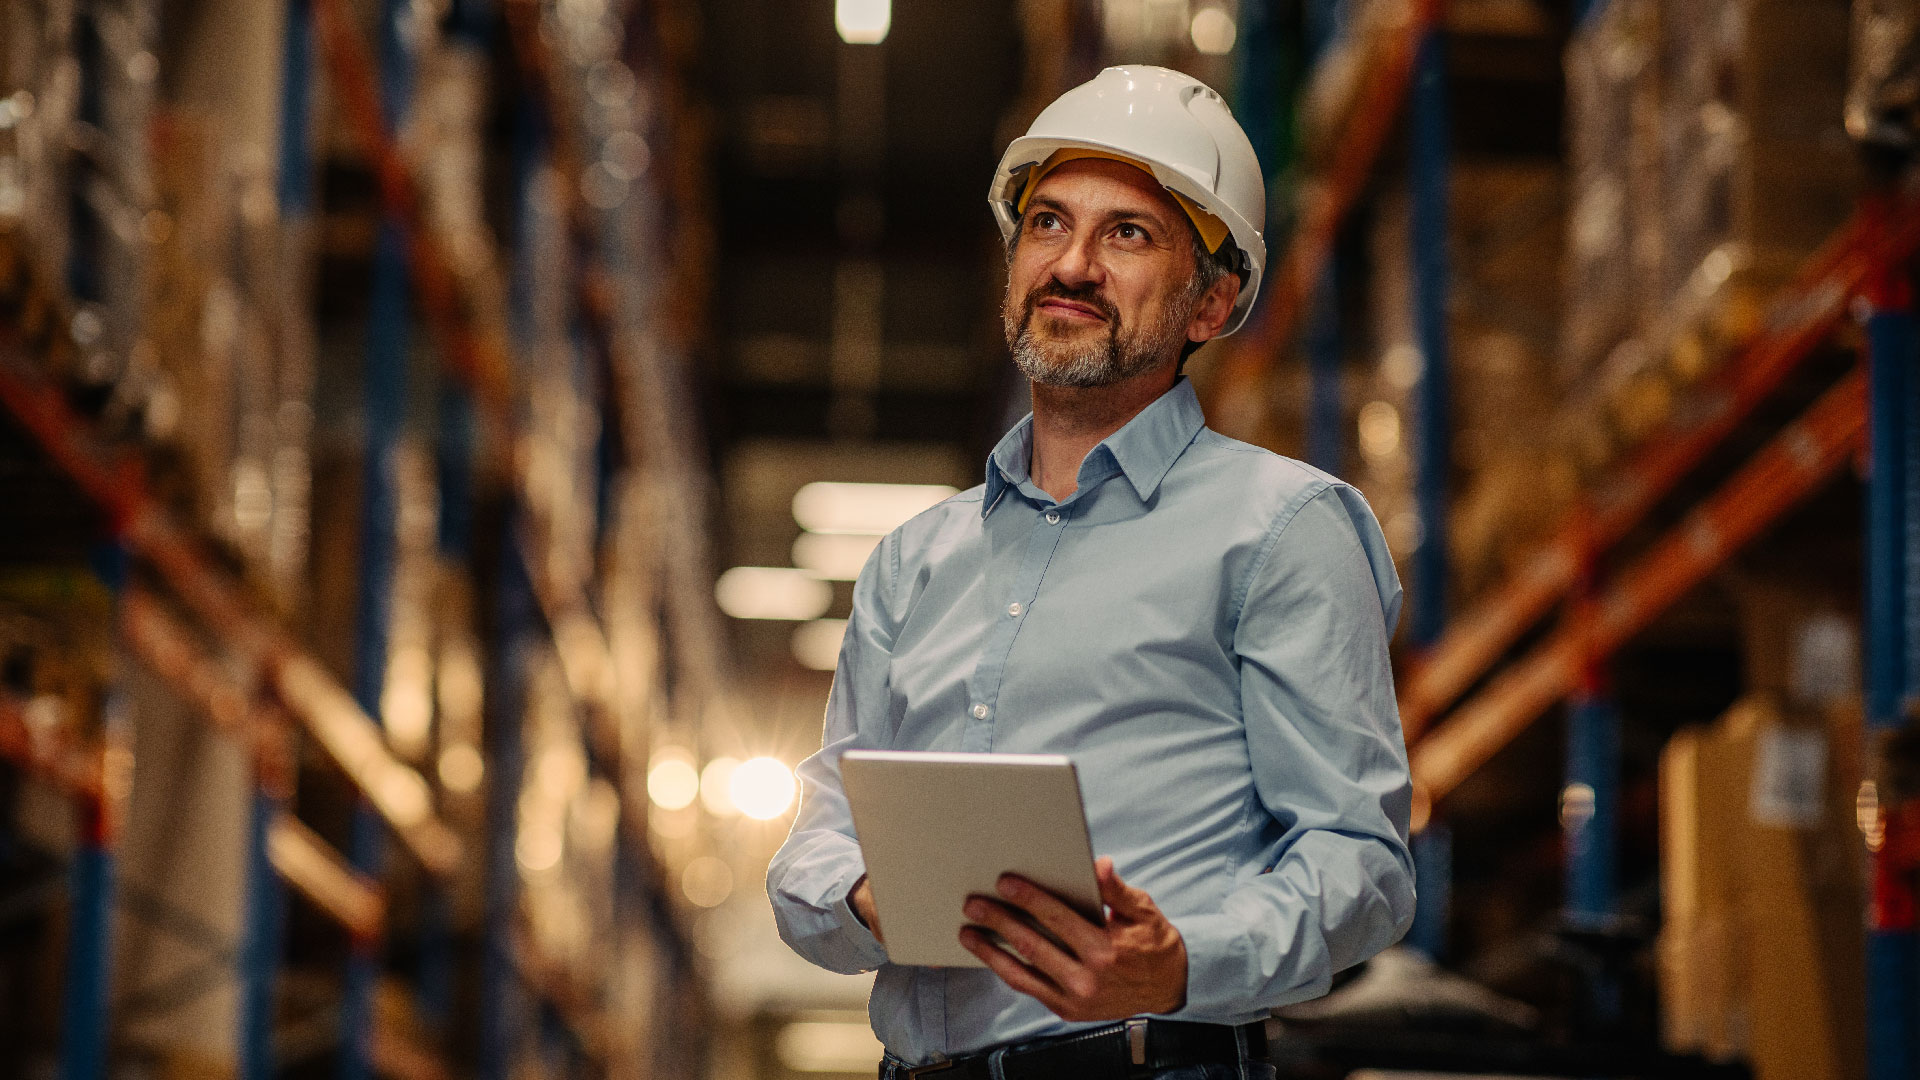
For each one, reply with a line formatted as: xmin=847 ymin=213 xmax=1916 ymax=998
xmin=959 ymin=856 xmax=1187 ymax=1021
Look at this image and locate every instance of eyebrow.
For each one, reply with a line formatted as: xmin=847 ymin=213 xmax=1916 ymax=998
xmin=1026 ymin=196 xmax=1178 ymax=236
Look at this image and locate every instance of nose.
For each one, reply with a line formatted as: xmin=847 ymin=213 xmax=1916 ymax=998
xmin=1047 ymin=227 xmax=1104 ymax=291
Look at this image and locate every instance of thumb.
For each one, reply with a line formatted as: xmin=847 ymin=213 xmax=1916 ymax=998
xmin=1096 ymin=856 xmax=1147 ymax=918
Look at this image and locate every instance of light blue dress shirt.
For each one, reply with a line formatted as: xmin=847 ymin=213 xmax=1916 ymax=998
xmin=766 ymin=377 xmax=1416 ymax=1065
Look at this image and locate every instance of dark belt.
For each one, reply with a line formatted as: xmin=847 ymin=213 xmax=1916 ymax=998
xmin=880 ymin=1018 xmax=1266 ymax=1080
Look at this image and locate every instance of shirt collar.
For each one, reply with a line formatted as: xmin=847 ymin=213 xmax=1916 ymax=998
xmin=983 ymin=377 xmax=1207 ymax=515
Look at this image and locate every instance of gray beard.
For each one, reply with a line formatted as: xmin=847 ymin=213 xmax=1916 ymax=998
xmin=1003 ymin=283 xmax=1195 ymax=389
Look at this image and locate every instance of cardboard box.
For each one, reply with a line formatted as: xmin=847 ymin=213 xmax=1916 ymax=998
xmin=1657 ymin=694 xmax=1867 ymax=1080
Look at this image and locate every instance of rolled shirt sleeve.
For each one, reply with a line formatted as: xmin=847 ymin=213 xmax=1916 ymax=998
xmin=1169 ymin=482 xmax=1417 ymax=1015
xmin=766 ymin=533 xmax=898 ymax=975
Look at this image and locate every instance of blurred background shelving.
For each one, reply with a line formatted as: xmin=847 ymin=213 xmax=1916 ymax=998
xmin=2 ymin=0 xmax=1918 ymax=1079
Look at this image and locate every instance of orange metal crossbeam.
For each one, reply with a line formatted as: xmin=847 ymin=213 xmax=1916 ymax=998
xmin=1203 ymin=0 xmax=1439 ymax=432
xmin=0 ymin=342 xmax=460 ymax=876
xmin=269 ymin=812 xmax=387 ymax=941
xmin=1411 ymin=366 xmax=1868 ymax=801
xmin=1401 ymin=190 xmax=1920 ymax=741
xmin=0 ymin=693 xmax=109 ymax=810
xmin=122 ymin=587 xmax=294 ymax=790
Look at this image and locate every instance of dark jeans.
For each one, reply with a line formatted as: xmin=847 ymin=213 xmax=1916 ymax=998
xmin=880 ymin=1058 xmax=1278 ymax=1079
xmin=1144 ymin=1053 xmax=1267 ymax=1068
xmin=1151 ymin=1065 xmax=1278 ymax=1080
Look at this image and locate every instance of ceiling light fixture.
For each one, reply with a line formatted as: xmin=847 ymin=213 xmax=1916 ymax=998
xmin=792 ymin=482 xmax=958 ymax=535
xmin=792 ymin=619 xmax=849 ymax=672
xmin=793 ymin=532 xmax=882 ymax=580
xmin=836 ymin=0 xmax=891 ymax=44
xmin=701 ymin=757 xmax=742 ymax=817
xmin=1190 ymin=7 xmax=1237 ymax=54
xmin=647 ymin=749 xmax=700 ymax=811
xmin=716 ymin=566 xmax=834 ymax=620
xmin=729 ymin=757 xmax=798 ymax=820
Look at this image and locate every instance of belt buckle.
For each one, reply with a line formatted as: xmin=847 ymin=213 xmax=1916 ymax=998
xmin=905 ymin=1062 xmax=955 ymax=1078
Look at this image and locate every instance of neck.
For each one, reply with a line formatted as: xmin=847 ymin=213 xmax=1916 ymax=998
xmin=1028 ymin=363 xmax=1179 ymax=503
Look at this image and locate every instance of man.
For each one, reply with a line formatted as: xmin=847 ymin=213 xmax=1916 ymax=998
xmin=767 ymin=65 xmax=1415 ymax=1080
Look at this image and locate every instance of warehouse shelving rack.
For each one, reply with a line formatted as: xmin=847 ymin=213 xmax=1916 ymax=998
xmin=1210 ymin=0 xmax=1920 ymax=1076
xmin=0 ymin=1 xmax=713 ymax=1079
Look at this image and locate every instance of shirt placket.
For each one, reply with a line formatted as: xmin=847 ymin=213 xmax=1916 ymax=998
xmin=960 ymin=495 xmax=1073 ymax=752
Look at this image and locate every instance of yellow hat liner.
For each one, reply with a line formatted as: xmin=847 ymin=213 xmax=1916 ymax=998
xmin=1013 ymin=148 xmax=1232 ymax=255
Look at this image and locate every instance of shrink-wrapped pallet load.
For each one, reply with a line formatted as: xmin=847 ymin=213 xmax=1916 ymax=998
xmin=1847 ymin=0 xmax=1920 ymax=151
xmin=1558 ymin=0 xmax=1864 ymax=474
xmin=1652 ymin=0 xmax=1860 ymax=372
xmin=1560 ymin=0 xmax=1661 ymax=393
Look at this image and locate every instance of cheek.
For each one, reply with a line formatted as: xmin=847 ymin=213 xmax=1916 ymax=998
xmin=1109 ymin=270 xmax=1174 ymax=324
xmin=1007 ymin=251 xmax=1050 ymax=299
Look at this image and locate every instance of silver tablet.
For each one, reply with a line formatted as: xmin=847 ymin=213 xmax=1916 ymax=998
xmin=841 ymin=749 xmax=1104 ymax=968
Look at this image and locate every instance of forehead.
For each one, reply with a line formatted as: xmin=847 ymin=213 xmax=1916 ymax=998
xmin=1027 ymin=157 xmax=1185 ymax=226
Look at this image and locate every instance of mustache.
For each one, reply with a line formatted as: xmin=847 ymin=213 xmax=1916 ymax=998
xmin=1023 ymin=280 xmax=1119 ymax=324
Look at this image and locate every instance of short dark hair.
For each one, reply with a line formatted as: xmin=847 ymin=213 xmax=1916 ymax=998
xmin=1004 ymin=213 xmax=1243 ymax=367
xmin=1182 ymin=230 xmax=1241 ymax=365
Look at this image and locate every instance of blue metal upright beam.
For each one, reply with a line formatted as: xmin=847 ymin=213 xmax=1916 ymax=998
xmin=1559 ymin=503 xmax=1620 ymax=941
xmin=64 ymin=12 xmax=104 ymax=305
xmin=60 ymin=545 xmax=128 ymax=1080
xmin=1564 ymin=504 xmax=1620 ymax=943
xmin=1230 ymin=0 xmax=1272 ymax=166
xmin=275 ymin=0 xmax=317 ymax=221
xmin=1563 ymin=693 xmax=1620 ymax=925
xmin=58 ymin=820 xmax=115 ymax=1080
xmin=1306 ymin=258 xmax=1343 ymax=477
xmin=1564 ymin=684 xmax=1624 ymax=1030
xmin=479 ymin=534 xmax=535 ymax=1080
xmin=1403 ymin=16 xmax=1454 ymax=963
xmin=477 ymin=79 xmax=546 ymax=1080
xmin=1304 ymin=0 xmax=1347 ymax=56
xmin=418 ymin=381 xmax=474 ymax=1036
xmin=415 ymin=3 xmax=493 ymax=1036
xmin=237 ymin=6 xmax=316 ymax=1076
xmin=339 ymin=1 xmax=417 ymax=1077
xmin=1408 ymin=23 xmax=1451 ymax=649
xmin=1865 ymin=272 xmax=1919 ymax=1080
xmin=59 ymin=12 xmax=119 ymax=1068
xmin=1404 ymin=819 xmax=1450 ymax=959
xmin=239 ymin=790 xmax=288 ymax=1080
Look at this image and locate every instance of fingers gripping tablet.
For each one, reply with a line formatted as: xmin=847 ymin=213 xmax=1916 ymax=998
xmin=840 ymin=750 xmax=1104 ymax=968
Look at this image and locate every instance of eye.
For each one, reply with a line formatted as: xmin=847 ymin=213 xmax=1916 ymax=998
xmin=1115 ymin=222 xmax=1150 ymax=242
xmin=1031 ymin=211 xmax=1063 ymax=232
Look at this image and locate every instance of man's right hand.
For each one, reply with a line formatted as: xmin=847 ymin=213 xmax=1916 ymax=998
xmin=850 ymin=875 xmax=884 ymax=944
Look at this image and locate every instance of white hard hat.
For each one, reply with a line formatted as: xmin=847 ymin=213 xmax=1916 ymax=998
xmin=989 ymin=65 xmax=1268 ymax=336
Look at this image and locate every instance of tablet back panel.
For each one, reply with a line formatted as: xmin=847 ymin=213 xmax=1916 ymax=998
xmin=841 ymin=750 xmax=1102 ymax=968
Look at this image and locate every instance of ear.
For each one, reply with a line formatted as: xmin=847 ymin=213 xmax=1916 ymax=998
xmin=1184 ymin=273 xmax=1242 ymax=346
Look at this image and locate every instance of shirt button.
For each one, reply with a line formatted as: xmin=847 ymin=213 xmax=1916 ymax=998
xmin=972 ymin=704 xmax=990 ymax=720
xmin=1045 ymin=511 xmax=1061 ymax=525
xmin=1007 ymin=601 xmax=1023 ymax=617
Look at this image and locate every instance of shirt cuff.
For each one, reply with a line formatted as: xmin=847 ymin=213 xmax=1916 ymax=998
xmin=1175 ymin=907 xmax=1328 ymax=1014
xmin=828 ymin=866 xmax=890 ymax=971
xmin=1167 ymin=907 xmax=1244 ymax=1006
